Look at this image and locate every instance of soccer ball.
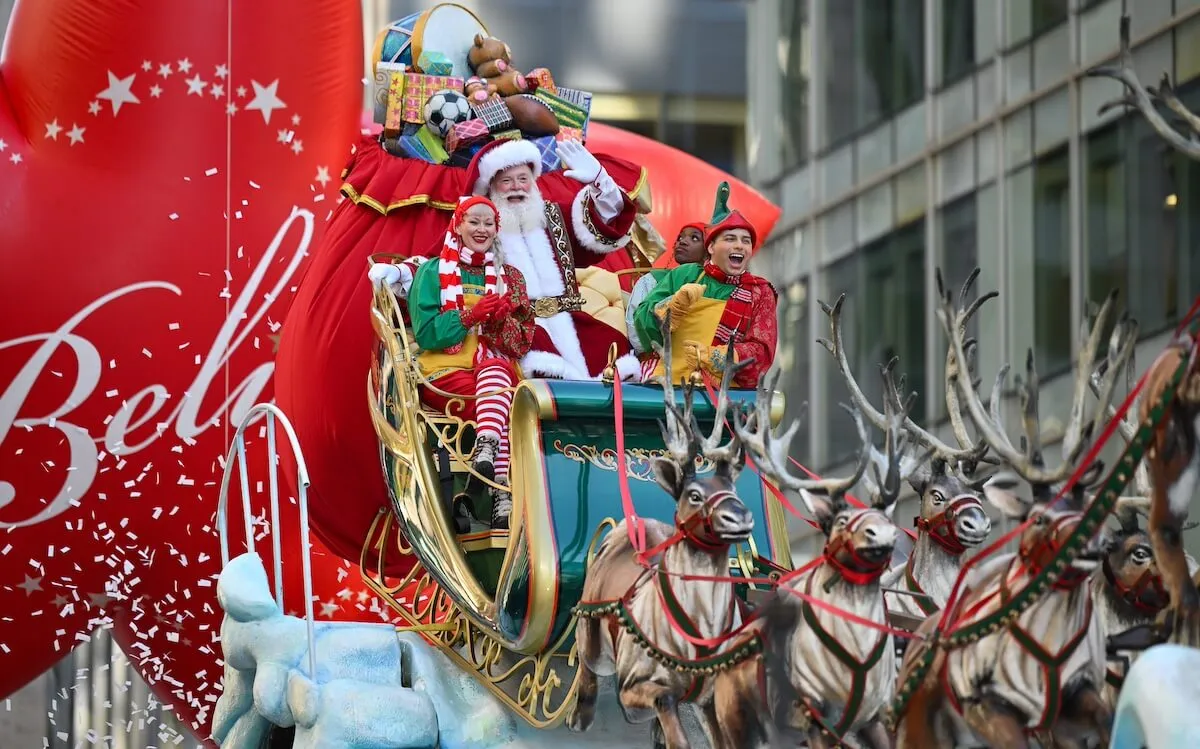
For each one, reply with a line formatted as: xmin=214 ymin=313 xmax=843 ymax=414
xmin=424 ymin=89 xmax=472 ymax=138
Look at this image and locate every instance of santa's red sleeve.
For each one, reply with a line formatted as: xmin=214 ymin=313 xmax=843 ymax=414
xmin=559 ymin=180 xmax=637 ymax=267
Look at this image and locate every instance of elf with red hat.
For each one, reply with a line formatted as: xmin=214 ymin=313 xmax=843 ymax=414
xmin=634 ymin=182 xmax=778 ymax=386
xmin=461 ymin=137 xmax=643 ymax=381
xmin=407 ymin=196 xmax=536 ymax=530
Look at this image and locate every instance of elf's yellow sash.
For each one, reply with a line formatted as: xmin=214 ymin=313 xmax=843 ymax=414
xmin=649 ymin=296 xmax=727 ymax=381
xmin=417 ymin=288 xmax=482 ymax=378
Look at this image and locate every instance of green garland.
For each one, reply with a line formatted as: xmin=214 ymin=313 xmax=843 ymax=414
xmin=887 ymin=323 xmax=1199 ymax=727
xmin=573 ymin=599 xmax=763 ymax=674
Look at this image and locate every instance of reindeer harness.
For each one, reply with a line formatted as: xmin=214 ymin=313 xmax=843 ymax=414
xmin=904 ymin=495 xmax=986 ymax=616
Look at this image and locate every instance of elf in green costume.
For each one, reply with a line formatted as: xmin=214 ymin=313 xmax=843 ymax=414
xmin=624 ymin=220 xmax=708 ymax=356
xmin=634 ymin=182 xmax=778 ymax=387
xmin=408 ymin=196 xmax=535 ymax=529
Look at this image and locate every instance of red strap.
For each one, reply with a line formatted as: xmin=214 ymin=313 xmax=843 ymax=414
xmin=612 ymin=375 xmax=647 ymax=555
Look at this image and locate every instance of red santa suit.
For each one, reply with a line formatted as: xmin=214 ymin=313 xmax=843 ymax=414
xmin=463 ymin=139 xmax=642 ymax=381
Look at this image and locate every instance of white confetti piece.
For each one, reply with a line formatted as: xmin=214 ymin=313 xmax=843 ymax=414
xmin=204 ymin=167 xmax=218 ymax=176
xmin=168 ymin=213 xmax=179 ymax=220
xmin=168 ymin=322 xmax=180 ymax=330
xmin=142 ymin=348 xmax=152 ymax=358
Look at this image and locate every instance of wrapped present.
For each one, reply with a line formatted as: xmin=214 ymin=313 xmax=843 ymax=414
xmin=400 ymin=133 xmax=436 ymax=163
xmin=492 ymin=129 xmax=522 ymax=141
xmin=555 ymin=86 xmax=593 ymax=136
xmin=531 ymin=88 xmax=587 ymax=130
xmin=415 ymin=125 xmax=449 ymax=164
xmin=554 ymin=127 xmax=584 ymax=143
xmin=383 ymin=73 xmax=407 ymax=137
xmin=445 ymin=118 xmax=490 ymax=153
xmin=402 ymin=72 xmax=465 ymax=124
xmin=417 ymin=50 xmax=454 ymax=76
xmin=526 ymin=67 xmax=557 ymax=94
xmin=470 ymin=97 xmax=515 ymax=133
xmin=528 ymin=135 xmax=561 ymax=172
xmin=372 ymin=62 xmax=406 ymax=125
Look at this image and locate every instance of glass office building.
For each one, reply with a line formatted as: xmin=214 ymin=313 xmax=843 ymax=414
xmin=747 ymin=0 xmax=1200 ymax=549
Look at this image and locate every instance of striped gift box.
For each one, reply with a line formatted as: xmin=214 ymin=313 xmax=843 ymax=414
xmin=445 ymin=118 xmax=490 ymax=152
xmin=402 ymin=72 xmax=465 ymax=124
xmin=470 ymin=98 xmax=516 ymax=133
xmin=555 ymin=86 xmax=593 ymax=136
xmin=531 ymin=88 xmax=587 ymax=130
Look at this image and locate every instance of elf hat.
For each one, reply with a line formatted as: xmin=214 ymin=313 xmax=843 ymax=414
xmin=465 ymin=138 xmax=543 ymax=197
xmin=703 ymin=181 xmax=758 ymax=249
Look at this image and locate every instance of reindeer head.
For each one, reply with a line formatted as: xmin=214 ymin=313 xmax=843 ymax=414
xmin=1099 ymin=496 xmax=1169 ymax=615
xmin=819 ymin=293 xmax=996 ymax=556
xmin=650 ymin=311 xmax=754 ymax=550
xmin=734 ymin=365 xmax=915 ymax=584
xmin=934 ymin=268 xmax=1138 ymax=587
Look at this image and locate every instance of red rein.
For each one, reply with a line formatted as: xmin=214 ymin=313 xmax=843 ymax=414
xmin=916 ymin=496 xmax=984 ymax=556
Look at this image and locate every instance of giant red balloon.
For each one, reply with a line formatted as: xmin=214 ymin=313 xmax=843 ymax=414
xmin=0 ymin=0 xmax=381 ymax=738
xmin=275 ymin=124 xmax=781 ymax=570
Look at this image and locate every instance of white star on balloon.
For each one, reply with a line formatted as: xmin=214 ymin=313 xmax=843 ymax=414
xmin=17 ymin=575 xmax=42 ymax=595
xmin=185 ymin=74 xmax=207 ymax=96
xmin=149 ymin=84 xmax=163 ymax=98
xmin=44 ymin=119 xmax=62 ymax=140
xmin=291 ymin=139 xmax=304 ymax=155
xmin=319 ymin=600 xmax=339 ymax=618
xmin=210 ymin=83 xmax=225 ymax=99
xmin=96 ymin=71 xmax=141 ymax=116
xmin=141 ymin=60 xmax=152 ymax=71
xmin=315 ymin=165 xmax=331 ymax=187
xmin=226 ymin=102 xmax=239 ymax=116
xmin=158 ymin=63 xmax=172 ymax=78
xmin=0 ymin=138 xmax=7 ymax=151
xmin=88 ymin=100 xmax=101 ymax=115
xmin=8 ymin=153 xmax=21 ymax=164
xmin=67 ymin=124 xmax=85 ymax=145
xmin=177 ymin=57 xmax=193 ymax=73
xmin=215 ymin=63 xmax=229 ymax=79
xmin=245 ymin=79 xmax=286 ymax=124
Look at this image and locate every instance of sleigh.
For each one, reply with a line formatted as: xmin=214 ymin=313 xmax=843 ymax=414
xmin=363 ymin=268 xmax=793 ymax=727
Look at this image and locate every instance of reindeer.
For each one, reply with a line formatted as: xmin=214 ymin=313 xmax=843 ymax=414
xmin=565 ymin=312 xmax=756 ymax=749
xmin=1088 ymin=10 xmax=1200 ymax=649
xmin=709 ymin=368 xmax=918 ymax=749
xmin=893 ymin=270 xmax=1136 ymax=749
xmin=818 ymin=290 xmax=997 ymax=621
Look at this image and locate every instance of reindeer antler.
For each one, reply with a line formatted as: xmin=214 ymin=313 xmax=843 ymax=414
xmin=1089 ymin=317 xmax=1148 ymax=496
xmin=861 ymin=364 xmax=935 ymax=510
xmin=1087 ymin=15 xmax=1200 ymax=161
xmin=733 ymin=370 xmax=871 ymax=506
xmin=935 ymin=270 xmax=1135 ymax=491
xmin=820 ymin=291 xmax=989 ymax=469
xmin=652 ymin=310 xmax=750 ymax=468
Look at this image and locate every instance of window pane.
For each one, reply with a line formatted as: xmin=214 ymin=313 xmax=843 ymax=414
xmin=935 ymin=194 xmax=978 ymax=419
xmin=942 ymin=0 xmax=975 ymax=85
xmin=663 ymin=122 xmax=739 ymax=178
xmin=775 ymin=279 xmax=812 ymax=462
xmin=825 ymin=0 xmax=926 ymax=141
xmin=1032 ymin=146 xmax=1072 ymax=376
xmin=1083 ymin=83 xmax=1200 ymax=339
xmin=864 ymin=221 xmax=928 ymax=425
xmin=780 ymin=0 xmax=809 ymax=170
xmin=1030 ymin=0 xmax=1068 ymax=37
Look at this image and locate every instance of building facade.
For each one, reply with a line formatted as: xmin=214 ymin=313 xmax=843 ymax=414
xmin=747 ymin=0 xmax=1200 ymax=552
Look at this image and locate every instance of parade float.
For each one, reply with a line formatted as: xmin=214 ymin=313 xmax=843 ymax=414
xmin=210 ymin=6 xmax=1200 ymax=749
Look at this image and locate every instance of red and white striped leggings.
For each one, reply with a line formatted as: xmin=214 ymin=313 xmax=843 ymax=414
xmin=420 ymin=353 xmax=517 ymax=479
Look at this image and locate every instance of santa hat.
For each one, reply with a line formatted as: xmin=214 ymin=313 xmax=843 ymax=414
xmin=677 ymin=221 xmax=707 ymax=237
xmin=465 ymin=138 xmax=543 ymax=196
xmin=703 ymin=181 xmax=758 ymax=249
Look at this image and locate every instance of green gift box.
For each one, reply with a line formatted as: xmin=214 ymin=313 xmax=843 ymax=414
xmin=417 ymin=50 xmax=454 ymax=77
xmin=415 ymin=125 xmax=449 ymax=164
xmin=531 ymin=89 xmax=587 ymax=130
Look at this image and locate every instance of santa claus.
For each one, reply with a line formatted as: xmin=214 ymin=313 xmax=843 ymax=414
xmin=450 ymin=137 xmax=641 ymax=381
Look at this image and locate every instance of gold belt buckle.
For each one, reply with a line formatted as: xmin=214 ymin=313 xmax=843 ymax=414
xmin=533 ymin=297 xmax=560 ymax=318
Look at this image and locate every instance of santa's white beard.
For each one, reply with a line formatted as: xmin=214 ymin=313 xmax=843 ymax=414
xmin=491 ymin=185 xmax=546 ymax=238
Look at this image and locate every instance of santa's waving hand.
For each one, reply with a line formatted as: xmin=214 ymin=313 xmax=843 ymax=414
xmin=463 ymin=138 xmax=642 ymax=381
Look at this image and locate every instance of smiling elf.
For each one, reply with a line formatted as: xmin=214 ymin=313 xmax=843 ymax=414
xmin=634 ymin=182 xmax=779 ymax=387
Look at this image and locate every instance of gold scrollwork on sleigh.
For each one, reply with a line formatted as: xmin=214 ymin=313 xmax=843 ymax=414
xmin=552 ymin=440 xmax=718 ymax=481
xmin=360 ymin=509 xmax=582 ymax=729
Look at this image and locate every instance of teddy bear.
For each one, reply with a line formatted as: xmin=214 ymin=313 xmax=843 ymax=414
xmin=464 ymin=35 xmax=558 ymax=137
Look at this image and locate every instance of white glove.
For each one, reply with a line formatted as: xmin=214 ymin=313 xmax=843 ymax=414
xmin=559 ymin=139 xmax=602 ymax=185
xmin=368 ymin=262 xmax=401 ymax=288
xmin=368 ymin=262 xmax=417 ymax=298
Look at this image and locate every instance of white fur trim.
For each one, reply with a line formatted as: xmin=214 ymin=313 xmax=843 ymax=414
xmin=497 ymin=222 xmax=566 ymax=299
xmin=473 ymin=140 xmax=543 ymax=196
xmin=520 ymin=350 xmax=590 ymax=380
xmin=533 ymin=313 xmax=592 ymax=379
xmin=614 ymin=352 xmax=642 ymax=382
xmin=570 ymin=188 xmax=630 ymax=256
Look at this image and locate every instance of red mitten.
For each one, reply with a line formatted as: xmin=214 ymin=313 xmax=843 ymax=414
xmin=0 ymin=0 xmax=363 ymax=736
xmin=460 ymin=294 xmax=504 ymax=327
